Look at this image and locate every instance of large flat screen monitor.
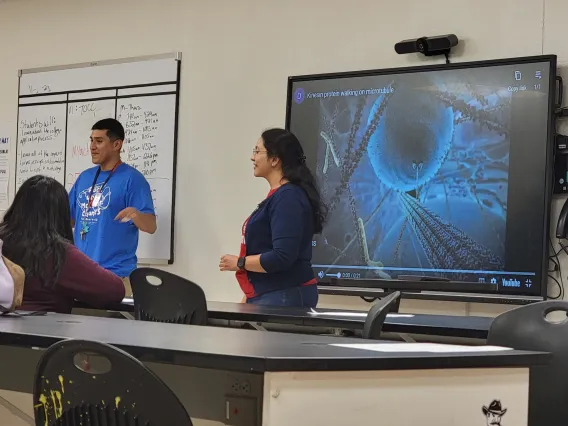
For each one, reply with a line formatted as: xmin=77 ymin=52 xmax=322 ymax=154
xmin=286 ymin=55 xmax=556 ymax=300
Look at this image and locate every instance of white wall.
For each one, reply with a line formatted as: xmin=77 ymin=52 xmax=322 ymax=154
xmin=0 ymin=0 xmax=566 ymax=317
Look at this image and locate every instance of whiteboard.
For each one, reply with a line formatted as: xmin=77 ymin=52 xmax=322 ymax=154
xmin=116 ymin=95 xmax=176 ymax=261
xmin=65 ymin=99 xmax=117 ymax=191
xmin=16 ymin=103 xmax=66 ymax=187
xmin=16 ymin=53 xmax=180 ymax=264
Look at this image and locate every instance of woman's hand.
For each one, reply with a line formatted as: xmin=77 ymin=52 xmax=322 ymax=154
xmin=219 ymin=254 xmax=239 ymax=272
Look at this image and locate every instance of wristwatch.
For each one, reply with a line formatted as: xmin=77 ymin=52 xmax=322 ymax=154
xmin=237 ymin=256 xmax=246 ymax=271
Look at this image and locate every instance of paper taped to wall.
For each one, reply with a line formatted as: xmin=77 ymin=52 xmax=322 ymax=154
xmin=308 ymin=308 xmax=414 ymax=318
xmin=330 ymin=343 xmax=512 ymax=353
xmin=0 ymin=123 xmax=11 ymax=210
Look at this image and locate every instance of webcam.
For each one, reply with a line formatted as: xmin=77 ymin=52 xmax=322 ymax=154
xmin=395 ymin=34 xmax=458 ymax=57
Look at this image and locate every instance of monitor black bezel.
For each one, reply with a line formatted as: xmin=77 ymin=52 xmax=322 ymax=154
xmin=285 ymin=54 xmax=557 ymax=300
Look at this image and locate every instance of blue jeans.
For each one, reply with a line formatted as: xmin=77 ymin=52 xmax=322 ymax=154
xmin=247 ymin=285 xmax=318 ymax=308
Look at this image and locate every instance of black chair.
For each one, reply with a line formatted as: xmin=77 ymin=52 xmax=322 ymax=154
xmin=130 ymin=268 xmax=207 ymax=325
xmin=487 ymin=300 xmax=568 ymax=426
xmin=33 ymin=339 xmax=193 ymax=425
xmin=362 ymin=291 xmax=401 ymax=340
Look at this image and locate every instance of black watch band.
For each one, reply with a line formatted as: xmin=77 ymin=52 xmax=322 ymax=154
xmin=237 ymin=256 xmax=246 ymax=270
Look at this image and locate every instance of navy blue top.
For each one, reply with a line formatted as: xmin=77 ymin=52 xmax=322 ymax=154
xmin=240 ymin=184 xmax=316 ymax=297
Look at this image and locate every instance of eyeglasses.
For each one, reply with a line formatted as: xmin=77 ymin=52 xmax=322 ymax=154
xmin=252 ymin=149 xmax=267 ymax=156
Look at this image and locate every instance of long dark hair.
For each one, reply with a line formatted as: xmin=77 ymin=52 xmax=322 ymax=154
xmin=262 ymin=128 xmax=327 ymax=233
xmin=0 ymin=175 xmax=74 ymax=287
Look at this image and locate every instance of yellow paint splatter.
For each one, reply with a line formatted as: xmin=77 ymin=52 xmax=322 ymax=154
xmin=58 ymin=375 xmax=65 ymax=393
xmin=69 ymin=380 xmax=73 ymax=384
xmin=37 ymin=394 xmax=48 ymax=426
xmin=115 ymin=396 xmax=121 ymax=408
xmin=50 ymin=390 xmax=63 ymax=418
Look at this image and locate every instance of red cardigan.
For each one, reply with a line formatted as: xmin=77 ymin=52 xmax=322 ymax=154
xmin=19 ymin=244 xmax=125 ymax=313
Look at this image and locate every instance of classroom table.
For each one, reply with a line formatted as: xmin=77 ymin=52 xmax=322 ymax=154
xmin=86 ymin=298 xmax=494 ymax=340
xmin=0 ymin=313 xmax=547 ymax=425
xmin=205 ymin=300 xmax=494 ymax=339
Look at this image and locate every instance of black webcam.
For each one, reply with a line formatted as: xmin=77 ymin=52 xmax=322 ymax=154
xmin=395 ymin=34 xmax=458 ymax=57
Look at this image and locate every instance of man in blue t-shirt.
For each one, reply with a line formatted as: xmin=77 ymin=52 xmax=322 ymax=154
xmin=69 ymin=118 xmax=156 ymax=296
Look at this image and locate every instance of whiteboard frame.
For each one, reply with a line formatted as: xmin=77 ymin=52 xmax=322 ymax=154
xmin=18 ymin=52 xmax=182 ymax=76
xmin=15 ymin=53 xmax=181 ymax=265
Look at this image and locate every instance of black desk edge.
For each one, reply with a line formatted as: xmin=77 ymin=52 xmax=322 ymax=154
xmin=0 ymin=328 xmax=550 ymax=373
xmin=318 ymin=286 xmax=541 ymax=305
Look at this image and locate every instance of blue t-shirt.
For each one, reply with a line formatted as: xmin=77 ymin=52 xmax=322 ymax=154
xmin=69 ymin=163 xmax=155 ymax=277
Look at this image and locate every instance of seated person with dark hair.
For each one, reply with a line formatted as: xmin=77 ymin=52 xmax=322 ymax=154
xmin=0 ymin=175 xmax=125 ymax=313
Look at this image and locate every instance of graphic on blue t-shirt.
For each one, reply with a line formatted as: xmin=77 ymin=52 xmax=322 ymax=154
xmin=78 ymin=184 xmax=111 ymax=219
xmin=69 ymin=163 xmax=154 ymax=278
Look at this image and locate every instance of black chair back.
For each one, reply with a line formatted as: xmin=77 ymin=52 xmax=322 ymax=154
xmin=33 ymin=339 xmax=192 ymax=425
xmin=130 ymin=268 xmax=207 ymax=325
xmin=487 ymin=300 xmax=568 ymax=426
xmin=362 ymin=291 xmax=401 ymax=339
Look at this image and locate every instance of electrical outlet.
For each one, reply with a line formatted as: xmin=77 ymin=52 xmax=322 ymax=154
xmin=240 ymin=380 xmax=250 ymax=394
xmin=225 ymin=396 xmax=257 ymax=426
xmin=231 ymin=380 xmax=241 ymax=394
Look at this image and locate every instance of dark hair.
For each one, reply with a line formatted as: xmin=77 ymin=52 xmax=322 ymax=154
xmin=92 ymin=118 xmax=125 ymax=141
xmin=262 ymin=128 xmax=327 ymax=233
xmin=0 ymin=176 xmax=73 ymax=288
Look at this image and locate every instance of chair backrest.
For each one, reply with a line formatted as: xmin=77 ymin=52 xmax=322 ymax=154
xmin=362 ymin=291 xmax=401 ymax=339
xmin=130 ymin=267 xmax=207 ymax=325
xmin=33 ymin=339 xmax=193 ymax=426
xmin=487 ymin=300 xmax=568 ymax=426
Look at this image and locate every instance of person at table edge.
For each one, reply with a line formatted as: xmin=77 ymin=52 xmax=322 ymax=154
xmin=219 ymin=128 xmax=327 ymax=308
xmin=0 ymin=176 xmax=125 ymax=313
xmin=69 ymin=118 xmax=156 ymax=296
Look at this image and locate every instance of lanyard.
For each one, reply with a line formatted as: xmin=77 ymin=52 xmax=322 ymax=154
xmin=87 ymin=160 xmax=122 ymax=208
xmin=241 ymin=216 xmax=251 ymax=237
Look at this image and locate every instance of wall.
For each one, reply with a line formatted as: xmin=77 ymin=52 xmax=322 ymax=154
xmin=0 ymin=0 xmax=566 ymax=317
